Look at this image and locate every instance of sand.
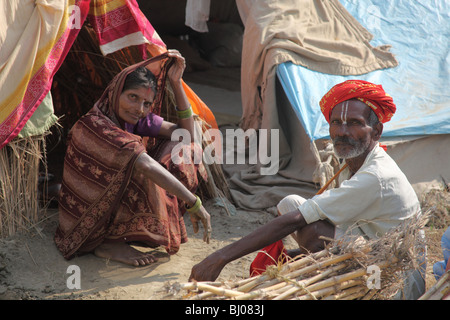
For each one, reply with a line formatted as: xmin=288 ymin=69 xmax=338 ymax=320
xmin=0 ymin=201 xmax=276 ymax=300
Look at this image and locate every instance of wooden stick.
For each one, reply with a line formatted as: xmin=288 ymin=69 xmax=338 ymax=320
xmin=279 ymin=252 xmax=355 ymax=281
xmin=238 ymin=250 xmax=329 ymax=292
xmin=266 ymin=262 xmax=347 ymax=296
xmin=295 ymin=279 xmax=365 ymax=300
xmin=186 ymin=282 xmax=245 ymax=298
xmin=331 ymin=287 xmax=368 ymax=300
xmin=316 ymin=163 xmax=348 ymax=195
xmin=419 ymin=271 xmax=450 ymax=300
xmin=272 ymin=263 xmax=347 ymax=300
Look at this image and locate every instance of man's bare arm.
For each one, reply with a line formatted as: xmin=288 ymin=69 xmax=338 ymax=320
xmin=189 ymin=210 xmax=307 ymax=282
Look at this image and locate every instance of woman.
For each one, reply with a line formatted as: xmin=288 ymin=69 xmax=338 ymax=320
xmin=54 ymin=50 xmax=211 ymax=267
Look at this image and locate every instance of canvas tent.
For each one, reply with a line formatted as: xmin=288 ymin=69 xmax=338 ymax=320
xmin=226 ymin=0 xmax=450 ymax=211
xmin=0 ymin=0 xmax=221 ymax=237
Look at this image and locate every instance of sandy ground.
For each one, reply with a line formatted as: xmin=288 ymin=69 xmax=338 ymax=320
xmin=0 ymin=201 xmax=279 ymax=300
xmin=0 ymin=189 xmax=448 ymax=300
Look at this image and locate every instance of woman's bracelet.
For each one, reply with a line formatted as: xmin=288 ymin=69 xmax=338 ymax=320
xmin=176 ymin=105 xmax=193 ymax=119
xmin=186 ymin=195 xmax=202 ymax=214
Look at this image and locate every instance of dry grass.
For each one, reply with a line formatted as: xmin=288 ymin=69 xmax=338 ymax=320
xmin=420 ymin=186 xmax=450 ymax=292
xmin=0 ymin=136 xmax=47 ymax=238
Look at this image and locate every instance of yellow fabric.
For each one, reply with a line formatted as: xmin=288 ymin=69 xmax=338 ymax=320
xmin=0 ymin=0 xmax=72 ymax=147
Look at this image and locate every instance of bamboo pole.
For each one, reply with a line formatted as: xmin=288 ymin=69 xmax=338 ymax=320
xmin=182 ymin=282 xmax=245 ymax=298
xmin=271 ymin=263 xmax=347 ymax=300
xmin=419 ymin=271 xmax=450 ymax=300
xmin=237 ymin=249 xmax=330 ymax=293
xmin=295 ymin=279 xmax=365 ymax=300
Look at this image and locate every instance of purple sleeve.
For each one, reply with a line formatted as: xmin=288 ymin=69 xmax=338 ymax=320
xmin=125 ymin=112 xmax=164 ymax=137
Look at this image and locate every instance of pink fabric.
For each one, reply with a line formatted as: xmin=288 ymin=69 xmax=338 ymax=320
xmin=1 ymin=0 xmax=165 ymax=149
xmin=0 ymin=1 xmax=90 ymax=149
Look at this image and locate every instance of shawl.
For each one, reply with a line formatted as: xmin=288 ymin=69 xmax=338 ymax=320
xmin=55 ymin=54 xmax=187 ymax=259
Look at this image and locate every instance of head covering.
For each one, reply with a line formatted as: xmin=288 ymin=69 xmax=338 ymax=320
xmin=95 ymin=52 xmax=173 ymax=129
xmin=319 ymin=80 xmax=396 ymax=123
xmin=55 ymin=53 xmax=186 ymax=259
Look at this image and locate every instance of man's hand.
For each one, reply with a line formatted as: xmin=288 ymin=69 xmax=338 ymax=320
xmin=189 ymin=205 xmax=211 ymax=244
xmin=189 ymin=252 xmax=225 ymax=282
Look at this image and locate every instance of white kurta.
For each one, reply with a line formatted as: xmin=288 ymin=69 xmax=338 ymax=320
xmin=299 ymin=144 xmax=420 ymax=239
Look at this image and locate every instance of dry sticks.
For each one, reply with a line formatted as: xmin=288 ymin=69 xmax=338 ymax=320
xmin=169 ymin=213 xmax=427 ymax=300
xmin=174 ymin=247 xmax=380 ymax=300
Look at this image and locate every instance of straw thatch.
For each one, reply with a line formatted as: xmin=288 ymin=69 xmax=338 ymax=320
xmin=165 ymin=211 xmax=429 ymax=300
xmin=0 ymin=136 xmax=48 ymax=238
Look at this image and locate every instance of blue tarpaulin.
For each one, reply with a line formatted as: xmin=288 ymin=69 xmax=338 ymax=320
xmin=277 ymin=0 xmax=450 ymax=141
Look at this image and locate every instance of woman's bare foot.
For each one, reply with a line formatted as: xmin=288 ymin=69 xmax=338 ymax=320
xmin=94 ymin=242 xmax=158 ymax=266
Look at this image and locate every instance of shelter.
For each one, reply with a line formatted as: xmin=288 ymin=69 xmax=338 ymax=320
xmin=0 ymin=0 xmax=223 ymax=237
xmin=226 ymin=0 xmax=450 ymax=211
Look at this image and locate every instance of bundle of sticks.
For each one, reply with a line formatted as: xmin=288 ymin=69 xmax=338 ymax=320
xmin=167 ymin=211 xmax=428 ymax=300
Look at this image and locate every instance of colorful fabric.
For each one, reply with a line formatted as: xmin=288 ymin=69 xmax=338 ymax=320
xmin=0 ymin=0 xmax=87 ymax=149
xmin=249 ymin=240 xmax=288 ymax=277
xmin=125 ymin=112 xmax=164 ymax=137
xmin=88 ymin=0 xmax=165 ymax=56
xmin=17 ymin=91 xmax=58 ymax=138
xmin=0 ymin=0 xmax=168 ymax=149
xmin=148 ymin=138 xmax=208 ymax=215
xmin=433 ymin=227 xmax=450 ymax=280
xmin=54 ymin=55 xmax=204 ymax=259
xmin=319 ymin=80 xmax=396 ymax=123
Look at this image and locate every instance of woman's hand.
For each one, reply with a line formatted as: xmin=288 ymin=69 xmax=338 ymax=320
xmin=167 ymin=49 xmax=186 ymax=84
xmin=189 ymin=205 xmax=212 ymax=244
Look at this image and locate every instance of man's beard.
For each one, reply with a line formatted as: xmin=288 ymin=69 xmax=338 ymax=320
xmin=332 ymin=136 xmax=370 ymax=159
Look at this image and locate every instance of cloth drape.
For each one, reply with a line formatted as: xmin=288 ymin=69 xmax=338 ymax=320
xmin=54 ymin=54 xmax=205 ymax=259
xmin=0 ymin=0 xmax=217 ymax=150
xmin=0 ymin=0 xmax=167 ymax=149
xmin=226 ymin=0 xmax=398 ymax=210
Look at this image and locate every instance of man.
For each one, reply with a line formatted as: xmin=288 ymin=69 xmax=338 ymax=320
xmin=189 ymin=80 xmax=424 ymax=298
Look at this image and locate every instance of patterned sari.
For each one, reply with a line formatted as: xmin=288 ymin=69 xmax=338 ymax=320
xmin=54 ymin=53 xmax=206 ymax=259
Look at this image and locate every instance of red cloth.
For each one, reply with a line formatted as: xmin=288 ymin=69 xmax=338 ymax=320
xmin=249 ymin=240 xmax=288 ymax=276
xmin=319 ymin=80 xmax=396 ymax=123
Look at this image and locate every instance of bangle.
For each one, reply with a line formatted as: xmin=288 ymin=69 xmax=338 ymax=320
xmin=186 ymin=195 xmax=202 ymax=213
xmin=176 ymin=106 xmax=193 ymax=119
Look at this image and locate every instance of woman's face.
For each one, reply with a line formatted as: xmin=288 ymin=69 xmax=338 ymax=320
xmin=118 ymin=86 xmax=155 ymax=125
xmin=329 ymin=100 xmax=379 ymax=159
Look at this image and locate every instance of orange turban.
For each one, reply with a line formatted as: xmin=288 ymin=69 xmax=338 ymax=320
xmin=319 ymin=80 xmax=396 ymax=123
